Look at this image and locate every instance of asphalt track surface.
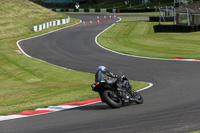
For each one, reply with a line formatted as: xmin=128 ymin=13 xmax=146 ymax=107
xmin=1 ymin=13 xmax=200 ymax=133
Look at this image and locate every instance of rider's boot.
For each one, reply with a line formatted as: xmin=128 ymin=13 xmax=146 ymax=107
xmin=131 ymin=89 xmax=137 ymax=97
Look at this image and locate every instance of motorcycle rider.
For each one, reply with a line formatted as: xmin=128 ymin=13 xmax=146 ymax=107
xmin=94 ymin=65 xmax=119 ymax=101
xmin=95 ymin=65 xmax=118 ymax=86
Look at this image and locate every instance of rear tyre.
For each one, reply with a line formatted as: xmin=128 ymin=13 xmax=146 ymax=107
xmin=102 ymin=90 xmax=122 ymax=108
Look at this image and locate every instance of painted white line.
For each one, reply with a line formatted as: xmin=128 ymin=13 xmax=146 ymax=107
xmin=95 ymin=23 xmax=169 ymax=61
xmin=47 ymin=106 xmax=78 ymax=110
xmin=17 ymin=40 xmax=32 ymax=58
xmin=16 ymin=18 xmax=82 ymax=71
xmin=116 ymin=17 xmax=121 ymax=22
xmin=35 ymin=106 xmax=78 ymax=111
xmin=0 ymin=115 xmax=28 ymax=121
xmin=35 ymin=108 xmax=59 ymax=111
xmin=137 ymin=83 xmax=153 ymax=92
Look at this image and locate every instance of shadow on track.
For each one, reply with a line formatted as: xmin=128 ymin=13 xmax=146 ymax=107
xmin=74 ymin=102 xmax=140 ymax=111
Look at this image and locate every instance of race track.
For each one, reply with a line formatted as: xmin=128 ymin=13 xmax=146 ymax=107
xmin=1 ymin=13 xmax=200 ymax=133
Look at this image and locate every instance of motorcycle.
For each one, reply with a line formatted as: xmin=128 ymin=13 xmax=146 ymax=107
xmin=91 ymin=75 xmax=143 ymax=108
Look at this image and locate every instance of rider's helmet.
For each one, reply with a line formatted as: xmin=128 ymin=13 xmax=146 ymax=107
xmin=97 ymin=65 xmax=106 ymax=72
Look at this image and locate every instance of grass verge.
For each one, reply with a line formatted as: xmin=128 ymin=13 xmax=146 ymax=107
xmin=120 ymin=17 xmax=149 ymax=21
xmin=114 ymin=12 xmax=160 ymax=15
xmin=0 ymin=1 xmax=149 ymax=115
xmin=191 ymin=131 xmax=200 ymax=133
xmin=98 ymin=17 xmax=200 ymax=59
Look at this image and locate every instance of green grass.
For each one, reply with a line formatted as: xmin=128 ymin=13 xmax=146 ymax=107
xmin=0 ymin=1 xmax=149 ymax=115
xmin=191 ymin=131 xmax=200 ymax=133
xmin=98 ymin=18 xmax=200 ymax=59
xmin=120 ymin=17 xmax=149 ymax=21
xmin=115 ymin=12 xmax=160 ymax=15
xmin=133 ymin=1 xmax=173 ymax=8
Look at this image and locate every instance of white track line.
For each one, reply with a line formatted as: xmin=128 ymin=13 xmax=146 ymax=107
xmin=16 ymin=19 xmax=83 ymax=71
xmin=137 ymin=83 xmax=153 ymax=92
xmin=0 ymin=115 xmax=28 ymax=121
xmin=17 ymin=19 xmax=83 ymax=58
xmin=95 ymin=21 xmax=200 ymax=63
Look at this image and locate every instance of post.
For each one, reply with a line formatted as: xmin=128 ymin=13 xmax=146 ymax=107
xmin=174 ymin=0 xmax=175 ymax=7
xmin=159 ymin=7 xmax=161 ymax=25
xmin=174 ymin=7 xmax=176 ymax=25
xmin=186 ymin=7 xmax=190 ymax=25
xmin=166 ymin=6 xmax=168 ymax=17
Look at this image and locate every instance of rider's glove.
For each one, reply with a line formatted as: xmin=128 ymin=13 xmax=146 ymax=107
xmin=121 ymin=75 xmax=126 ymax=79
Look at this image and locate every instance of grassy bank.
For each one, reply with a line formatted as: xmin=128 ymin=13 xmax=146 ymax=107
xmin=0 ymin=1 xmax=149 ymax=115
xmin=98 ymin=18 xmax=200 ymax=59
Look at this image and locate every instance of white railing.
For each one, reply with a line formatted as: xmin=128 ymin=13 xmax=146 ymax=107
xmin=31 ymin=16 xmax=70 ymax=32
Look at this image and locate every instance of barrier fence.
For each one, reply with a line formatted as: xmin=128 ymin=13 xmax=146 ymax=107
xmin=31 ymin=16 xmax=70 ymax=32
xmin=154 ymin=24 xmax=200 ymax=33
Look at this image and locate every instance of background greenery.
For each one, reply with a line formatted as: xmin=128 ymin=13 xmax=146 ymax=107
xmin=32 ymin=0 xmax=200 ymax=9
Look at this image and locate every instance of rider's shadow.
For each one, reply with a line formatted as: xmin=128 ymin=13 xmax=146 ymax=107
xmin=78 ymin=104 xmax=111 ymax=111
xmin=77 ymin=102 xmax=137 ymax=111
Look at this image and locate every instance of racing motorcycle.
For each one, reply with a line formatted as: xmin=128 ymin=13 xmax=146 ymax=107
xmin=91 ymin=75 xmax=143 ymax=108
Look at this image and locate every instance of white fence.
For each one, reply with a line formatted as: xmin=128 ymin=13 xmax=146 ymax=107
xmin=31 ymin=16 xmax=70 ymax=32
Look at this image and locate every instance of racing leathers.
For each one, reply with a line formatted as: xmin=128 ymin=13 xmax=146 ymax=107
xmin=95 ymin=69 xmax=118 ymax=87
xmin=95 ymin=69 xmax=118 ymax=102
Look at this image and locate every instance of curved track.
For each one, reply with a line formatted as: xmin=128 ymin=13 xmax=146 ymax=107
xmin=1 ymin=14 xmax=200 ymax=133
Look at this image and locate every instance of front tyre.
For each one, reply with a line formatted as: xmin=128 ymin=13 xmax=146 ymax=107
xmin=102 ymin=90 xmax=122 ymax=108
xmin=134 ymin=91 xmax=143 ymax=104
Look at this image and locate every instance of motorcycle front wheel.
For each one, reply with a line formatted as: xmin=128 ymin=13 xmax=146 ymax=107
xmin=102 ymin=90 xmax=122 ymax=108
xmin=133 ymin=91 xmax=143 ymax=104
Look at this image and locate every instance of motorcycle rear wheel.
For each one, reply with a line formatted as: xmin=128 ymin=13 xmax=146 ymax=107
xmin=102 ymin=90 xmax=122 ymax=108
